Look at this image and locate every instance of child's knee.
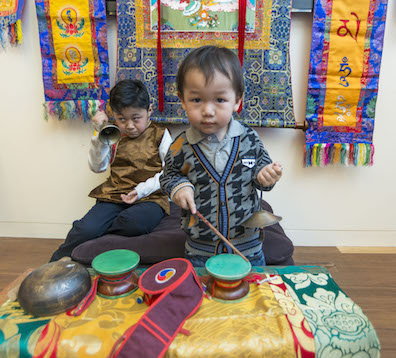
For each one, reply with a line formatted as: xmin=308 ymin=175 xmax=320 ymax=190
xmin=111 ymin=212 xmax=151 ymax=236
xmin=69 ymin=219 xmax=103 ymax=240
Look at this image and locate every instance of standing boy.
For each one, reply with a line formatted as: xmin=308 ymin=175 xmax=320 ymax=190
xmin=50 ymin=80 xmax=172 ymax=261
xmin=160 ymin=46 xmax=282 ymax=267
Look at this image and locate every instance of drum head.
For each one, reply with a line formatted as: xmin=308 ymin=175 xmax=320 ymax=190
xmin=205 ymin=254 xmax=251 ymax=280
xmin=92 ymin=249 xmax=140 ymax=276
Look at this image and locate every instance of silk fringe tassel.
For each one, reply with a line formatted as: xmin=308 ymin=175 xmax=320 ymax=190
xmin=44 ymin=99 xmax=107 ymax=121
xmin=0 ymin=20 xmax=23 ymax=49
xmin=304 ymin=143 xmax=374 ymax=167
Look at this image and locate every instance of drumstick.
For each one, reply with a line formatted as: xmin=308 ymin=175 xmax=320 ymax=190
xmin=195 ymin=211 xmax=249 ymax=263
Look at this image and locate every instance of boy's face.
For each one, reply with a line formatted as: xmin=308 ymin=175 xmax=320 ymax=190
xmin=113 ymin=106 xmax=152 ymax=139
xmin=179 ymin=68 xmax=242 ymax=141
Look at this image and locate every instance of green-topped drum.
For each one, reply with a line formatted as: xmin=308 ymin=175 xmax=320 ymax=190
xmin=205 ymin=254 xmax=252 ymax=303
xmin=92 ymin=249 xmax=140 ymax=299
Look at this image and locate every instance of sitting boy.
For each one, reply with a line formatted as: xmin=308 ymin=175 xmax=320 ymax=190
xmin=160 ymin=46 xmax=283 ymax=267
xmin=50 ymin=80 xmax=172 ymax=261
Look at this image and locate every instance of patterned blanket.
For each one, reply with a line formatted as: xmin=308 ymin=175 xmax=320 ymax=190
xmin=304 ymin=0 xmax=388 ymax=166
xmin=34 ymin=0 xmax=110 ymax=121
xmin=117 ymin=0 xmax=295 ymax=128
xmin=0 ymin=266 xmax=380 ymax=357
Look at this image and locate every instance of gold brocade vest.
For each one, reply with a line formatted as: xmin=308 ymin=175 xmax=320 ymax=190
xmin=89 ymin=123 xmax=170 ymax=215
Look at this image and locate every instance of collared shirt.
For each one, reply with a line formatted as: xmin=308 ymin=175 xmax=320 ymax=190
xmin=185 ymin=119 xmax=244 ymax=175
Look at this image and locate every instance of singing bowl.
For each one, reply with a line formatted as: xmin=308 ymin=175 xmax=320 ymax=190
xmin=241 ymin=210 xmax=282 ymax=229
xmin=17 ymin=261 xmax=91 ymax=317
xmin=205 ymin=254 xmax=251 ymax=302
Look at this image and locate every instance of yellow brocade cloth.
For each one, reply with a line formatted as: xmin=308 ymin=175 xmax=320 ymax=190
xmin=0 ymin=266 xmax=381 ymax=358
xmin=33 ymin=281 xmax=296 ymax=358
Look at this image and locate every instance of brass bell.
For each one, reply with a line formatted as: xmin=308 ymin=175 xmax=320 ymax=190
xmin=99 ymin=124 xmax=121 ymax=145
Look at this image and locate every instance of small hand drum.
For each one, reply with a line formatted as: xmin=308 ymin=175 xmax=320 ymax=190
xmin=92 ymin=249 xmax=140 ymax=299
xmin=205 ymin=254 xmax=252 ymax=303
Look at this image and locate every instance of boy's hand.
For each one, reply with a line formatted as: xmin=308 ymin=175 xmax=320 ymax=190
xmin=121 ymin=189 xmax=138 ymax=204
xmin=257 ymin=162 xmax=283 ymax=187
xmin=172 ymin=186 xmax=197 ymax=214
xmin=92 ymin=111 xmax=109 ymax=129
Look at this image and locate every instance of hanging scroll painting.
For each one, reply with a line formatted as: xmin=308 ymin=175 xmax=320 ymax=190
xmin=304 ymin=0 xmax=388 ymax=166
xmin=150 ymin=0 xmax=256 ymax=32
xmin=35 ymin=0 xmax=110 ymax=121
xmin=117 ymin=0 xmax=295 ymax=128
xmin=0 ymin=0 xmax=24 ymax=49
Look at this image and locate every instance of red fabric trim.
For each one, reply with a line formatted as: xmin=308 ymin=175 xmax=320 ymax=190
xmin=110 ymin=142 xmax=118 ymax=164
xmin=145 ymin=316 xmax=172 ymax=340
xmin=141 ymin=321 xmax=169 ymax=345
xmin=112 ymin=323 xmax=139 ymax=357
xmin=179 ymin=328 xmax=191 ymax=336
xmin=267 ymin=275 xmax=315 ymax=358
xmin=112 ymin=259 xmax=203 ymax=358
xmin=157 ymin=0 xmax=164 ymax=112
xmin=66 ymin=276 xmax=99 ymax=316
xmin=33 ymin=322 xmax=60 ymax=358
xmin=107 ymin=324 xmax=136 ymax=358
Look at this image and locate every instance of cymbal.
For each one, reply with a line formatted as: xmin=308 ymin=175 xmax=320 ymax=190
xmin=241 ymin=210 xmax=282 ymax=229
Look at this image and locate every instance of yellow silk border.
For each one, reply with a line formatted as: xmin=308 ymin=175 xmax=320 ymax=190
xmin=0 ymin=0 xmax=18 ymax=16
xmin=135 ymin=0 xmax=272 ymax=49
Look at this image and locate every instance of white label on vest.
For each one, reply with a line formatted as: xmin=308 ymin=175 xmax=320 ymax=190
xmin=242 ymin=158 xmax=256 ymax=168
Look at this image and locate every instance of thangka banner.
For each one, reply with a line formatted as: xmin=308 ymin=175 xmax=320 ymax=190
xmin=35 ymin=0 xmax=109 ymax=121
xmin=304 ymin=0 xmax=388 ymax=166
xmin=0 ymin=0 xmax=24 ymax=49
xmin=116 ymin=0 xmax=295 ymax=128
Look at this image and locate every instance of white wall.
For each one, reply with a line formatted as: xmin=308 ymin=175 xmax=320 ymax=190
xmin=0 ymin=1 xmax=395 ymax=246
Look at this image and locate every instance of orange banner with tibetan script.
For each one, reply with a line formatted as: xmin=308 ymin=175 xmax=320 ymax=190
xmin=323 ymin=0 xmax=371 ymax=127
xmin=304 ymin=0 xmax=388 ymax=167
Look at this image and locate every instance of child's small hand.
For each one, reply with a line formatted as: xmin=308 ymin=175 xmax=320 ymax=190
xmin=172 ymin=186 xmax=197 ymax=214
xmin=92 ymin=111 xmax=109 ymax=129
xmin=257 ymin=162 xmax=283 ymax=187
xmin=121 ymin=189 xmax=138 ymax=204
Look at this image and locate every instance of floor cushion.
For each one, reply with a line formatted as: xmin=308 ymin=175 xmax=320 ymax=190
xmin=71 ymin=201 xmax=294 ymax=266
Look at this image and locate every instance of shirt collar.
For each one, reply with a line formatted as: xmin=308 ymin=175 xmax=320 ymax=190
xmin=186 ymin=118 xmax=244 ymax=145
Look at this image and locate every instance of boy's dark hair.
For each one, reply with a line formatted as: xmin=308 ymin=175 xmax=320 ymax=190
xmin=176 ymin=46 xmax=244 ymax=100
xmin=109 ymin=79 xmax=150 ymax=113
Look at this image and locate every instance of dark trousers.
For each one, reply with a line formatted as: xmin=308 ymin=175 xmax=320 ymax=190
xmin=50 ymin=201 xmax=165 ymax=262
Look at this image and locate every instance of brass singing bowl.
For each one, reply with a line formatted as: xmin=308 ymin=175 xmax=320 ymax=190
xmin=241 ymin=210 xmax=282 ymax=229
xmin=17 ymin=261 xmax=91 ymax=317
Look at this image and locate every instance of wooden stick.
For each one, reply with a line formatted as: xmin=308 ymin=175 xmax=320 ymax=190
xmin=195 ymin=211 xmax=250 ymax=263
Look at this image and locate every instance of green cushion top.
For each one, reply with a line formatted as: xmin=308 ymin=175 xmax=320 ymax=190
xmin=92 ymin=249 xmax=140 ymax=275
xmin=205 ymin=254 xmax=251 ymax=280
